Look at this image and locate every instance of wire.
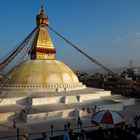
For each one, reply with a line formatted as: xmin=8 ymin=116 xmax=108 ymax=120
xmin=0 ymin=27 xmax=39 ymax=103
xmin=47 ymin=25 xmax=113 ymax=74
xmin=0 ymin=26 xmax=38 ymax=73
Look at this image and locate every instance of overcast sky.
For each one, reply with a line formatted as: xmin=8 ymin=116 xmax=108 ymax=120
xmin=0 ymin=0 xmax=140 ymax=71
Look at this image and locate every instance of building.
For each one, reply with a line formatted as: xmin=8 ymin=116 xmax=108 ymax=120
xmin=0 ymin=7 xmax=135 ymax=123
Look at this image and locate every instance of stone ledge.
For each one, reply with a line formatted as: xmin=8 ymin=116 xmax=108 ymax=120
xmin=27 ymin=109 xmax=74 ymax=123
xmin=0 ymin=112 xmax=17 ymax=121
xmin=0 ymin=97 xmax=26 ymax=106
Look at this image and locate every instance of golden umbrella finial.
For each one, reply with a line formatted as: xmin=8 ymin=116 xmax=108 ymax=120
xmin=36 ymin=6 xmax=49 ymax=26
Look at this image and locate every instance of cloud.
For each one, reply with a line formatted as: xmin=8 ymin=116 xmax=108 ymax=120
xmin=113 ymin=33 xmax=140 ymax=47
xmin=136 ymin=32 xmax=140 ymax=35
xmin=113 ymin=38 xmax=123 ymax=43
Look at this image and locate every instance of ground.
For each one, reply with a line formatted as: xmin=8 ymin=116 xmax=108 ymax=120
xmin=0 ymin=103 xmax=140 ymax=140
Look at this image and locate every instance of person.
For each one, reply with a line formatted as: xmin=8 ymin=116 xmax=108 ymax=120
xmin=80 ymin=121 xmax=83 ymax=130
xmin=94 ymin=105 xmax=97 ymax=109
xmin=21 ymin=135 xmax=26 ymax=140
xmin=21 ymin=132 xmax=29 ymax=140
xmin=13 ymin=119 xmax=16 ymax=128
xmin=67 ymin=121 xmax=71 ymax=130
xmin=22 ymin=109 xmax=26 ymax=113
xmin=63 ymin=131 xmax=70 ymax=140
xmin=51 ymin=124 xmax=53 ymax=136
xmin=124 ymin=106 xmax=126 ymax=110
xmin=42 ymin=132 xmax=49 ymax=140
xmin=68 ymin=129 xmax=73 ymax=139
xmin=64 ymin=123 xmax=67 ymax=132
xmin=82 ymin=107 xmax=85 ymax=111
xmin=77 ymin=116 xmax=81 ymax=126
xmin=81 ymin=129 xmax=86 ymax=140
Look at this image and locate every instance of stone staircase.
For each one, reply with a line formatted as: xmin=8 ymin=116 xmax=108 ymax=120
xmin=0 ymin=87 xmax=136 ymax=123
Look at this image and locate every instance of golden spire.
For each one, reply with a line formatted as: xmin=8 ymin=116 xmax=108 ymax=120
xmin=36 ymin=6 xmax=49 ymax=26
xmin=30 ymin=6 xmax=56 ymax=60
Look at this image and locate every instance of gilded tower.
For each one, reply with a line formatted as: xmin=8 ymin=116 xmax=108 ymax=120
xmin=7 ymin=6 xmax=85 ymax=92
xmin=30 ymin=6 xmax=56 ymax=60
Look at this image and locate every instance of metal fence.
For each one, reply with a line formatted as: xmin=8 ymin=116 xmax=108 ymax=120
xmin=0 ymin=125 xmax=96 ymax=140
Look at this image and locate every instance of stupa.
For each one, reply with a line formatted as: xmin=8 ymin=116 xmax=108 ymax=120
xmin=0 ymin=7 xmax=135 ymax=123
xmin=8 ymin=6 xmax=85 ymax=92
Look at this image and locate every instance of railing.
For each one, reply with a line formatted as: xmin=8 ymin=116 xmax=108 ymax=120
xmin=0 ymin=125 xmax=97 ymax=140
xmin=0 ymin=122 xmax=136 ymax=140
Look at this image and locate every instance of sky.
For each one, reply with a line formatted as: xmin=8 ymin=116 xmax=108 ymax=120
xmin=0 ymin=0 xmax=140 ymax=72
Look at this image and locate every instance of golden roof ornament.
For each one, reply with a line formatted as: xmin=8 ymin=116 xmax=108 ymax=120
xmin=36 ymin=6 xmax=49 ymax=26
xmin=30 ymin=6 xmax=56 ymax=60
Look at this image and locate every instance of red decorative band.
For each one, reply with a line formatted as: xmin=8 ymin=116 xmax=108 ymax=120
xmin=32 ymin=48 xmax=56 ymax=54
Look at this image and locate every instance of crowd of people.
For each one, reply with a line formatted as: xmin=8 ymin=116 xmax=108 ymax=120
xmin=10 ymin=114 xmax=140 ymax=140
